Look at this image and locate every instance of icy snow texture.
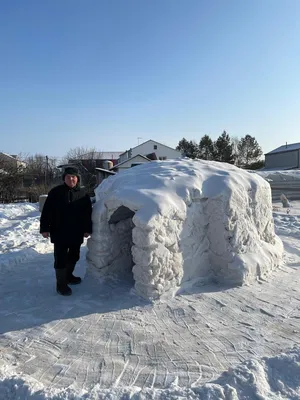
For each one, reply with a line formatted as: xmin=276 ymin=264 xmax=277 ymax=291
xmin=1 ymin=348 xmax=299 ymax=399
xmin=0 ymin=203 xmax=52 ymax=270
xmin=87 ymin=159 xmax=283 ymax=300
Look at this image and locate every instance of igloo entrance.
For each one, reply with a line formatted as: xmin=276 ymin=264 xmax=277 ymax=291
xmin=104 ymin=206 xmax=136 ymax=284
xmin=108 ymin=205 xmax=135 ymax=224
xmin=87 ymin=199 xmax=188 ymax=300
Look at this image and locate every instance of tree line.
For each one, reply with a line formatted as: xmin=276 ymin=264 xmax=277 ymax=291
xmin=0 ymin=153 xmax=59 ymax=203
xmin=176 ymin=131 xmax=263 ymax=169
xmin=0 ymin=146 xmax=104 ymax=203
xmin=1 ymin=136 xmax=263 ymax=203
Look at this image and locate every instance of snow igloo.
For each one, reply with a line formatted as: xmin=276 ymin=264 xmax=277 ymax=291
xmin=87 ymin=159 xmax=283 ymax=300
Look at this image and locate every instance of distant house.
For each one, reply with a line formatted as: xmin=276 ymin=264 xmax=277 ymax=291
xmin=93 ymin=140 xmax=182 ymax=184
xmin=111 ymin=154 xmax=151 ymax=173
xmin=265 ymin=143 xmax=300 ymax=169
xmin=69 ymin=151 xmax=123 ymax=172
xmin=118 ymin=140 xmax=182 ymax=164
xmin=0 ymin=152 xmax=26 ymax=170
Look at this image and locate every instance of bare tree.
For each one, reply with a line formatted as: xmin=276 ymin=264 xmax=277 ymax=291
xmin=23 ymin=153 xmax=58 ymax=185
xmin=61 ymin=147 xmax=104 ymax=195
xmin=0 ymin=154 xmax=24 ymax=203
xmin=62 ymin=146 xmax=98 ymax=164
xmin=21 ymin=154 xmax=59 ymax=201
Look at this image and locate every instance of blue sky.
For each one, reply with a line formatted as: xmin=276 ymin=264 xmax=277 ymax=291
xmin=1 ymin=0 xmax=300 ymax=159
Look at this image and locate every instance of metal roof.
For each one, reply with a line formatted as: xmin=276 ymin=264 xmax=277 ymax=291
xmin=266 ymin=142 xmax=300 ymax=155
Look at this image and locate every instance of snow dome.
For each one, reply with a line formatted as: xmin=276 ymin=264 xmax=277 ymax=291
xmin=87 ymin=159 xmax=283 ymax=300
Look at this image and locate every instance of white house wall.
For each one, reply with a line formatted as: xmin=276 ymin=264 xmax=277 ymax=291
xmin=118 ymin=151 xmax=131 ymax=164
xmin=265 ymin=150 xmax=299 ymax=169
xmin=0 ymin=153 xmax=26 ymax=169
xmin=131 ymin=140 xmax=181 ymax=160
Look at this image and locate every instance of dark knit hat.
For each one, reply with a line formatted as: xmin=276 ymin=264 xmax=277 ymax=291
xmin=62 ymin=166 xmax=80 ymax=181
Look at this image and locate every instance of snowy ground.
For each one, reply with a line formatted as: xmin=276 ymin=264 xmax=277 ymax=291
xmin=0 ymin=202 xmax=300 ymax=399
xmin=253 ymin=169 xmax=300 ymax=182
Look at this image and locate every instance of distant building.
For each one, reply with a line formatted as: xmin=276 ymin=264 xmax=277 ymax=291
xmin=265 ymin=143 xmax=300 ymax=169
xmin=110 ymin=154 xmax=151 ymax=173
xmin=93 ymin=140 xmax=182 ymax=184
xmin=95 ymin=167 xmax=116 ymax=185
xmin=0 ymin=152 xmax=26 ymax=170
xmin=118 ymin=140 xmax=182 ymax=164
xmin=69 ymin=151 xmax=123 ymax=172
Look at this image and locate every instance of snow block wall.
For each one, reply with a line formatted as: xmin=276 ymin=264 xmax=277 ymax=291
xmin=87 ymin=159 xmax=283 ymax=300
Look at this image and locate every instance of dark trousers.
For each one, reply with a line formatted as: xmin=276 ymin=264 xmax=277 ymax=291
xmin=54 ymin=243 xmax=81 ymax=270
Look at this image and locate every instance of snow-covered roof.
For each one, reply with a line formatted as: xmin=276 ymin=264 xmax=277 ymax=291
xmin=110 ymin=154 xmax=151 ymax=169
xmin=266 ymin=142 xmax=300 ymax=155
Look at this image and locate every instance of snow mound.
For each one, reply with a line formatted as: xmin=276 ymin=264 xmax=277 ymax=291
xmin=1 ymin=348 xmax=299 ymax=399
xmin=87 ymin=159 xmax=283 ymax=300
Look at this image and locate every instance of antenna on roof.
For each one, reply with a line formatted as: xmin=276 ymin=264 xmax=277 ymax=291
xmin=137 ymin=137 xmax=142 ymax=145
xmin=286 ymin=142 xmax=287 ymax=148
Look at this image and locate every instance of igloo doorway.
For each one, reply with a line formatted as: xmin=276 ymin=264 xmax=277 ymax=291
xmin=87 ymin=203 xmax=137 ymax=287
xmin=107 ymin=206 xmax=136 ymax=284
xmin=108 ymin=205 xmax=135 ymax=224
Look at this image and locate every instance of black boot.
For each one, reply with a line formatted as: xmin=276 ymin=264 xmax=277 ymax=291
xmin=55 ymin=269 xmax=72 ymax=296
xmin=66 ymin=263 xmax=82 ymax=285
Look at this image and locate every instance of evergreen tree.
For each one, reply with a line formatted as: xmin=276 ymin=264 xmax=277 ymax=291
xmin=176 ymin=138 xmax=189 ymax=155
xmin=199 ymin=135 xmax=215 ymax=160
xmin=176 ymin=138 xmax=199 ymax=159
xmin=214 ymin=131 xmax=234 ymax=163
xmin=237 ymin=135 xmax=263 ymax=166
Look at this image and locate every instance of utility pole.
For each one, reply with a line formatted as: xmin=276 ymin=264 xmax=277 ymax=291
xmin=45 ymin=155 xmax=48 ymax=186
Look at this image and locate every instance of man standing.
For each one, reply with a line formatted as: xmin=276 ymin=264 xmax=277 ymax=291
xmin=40 ymin=166 xmax=93 ymax=296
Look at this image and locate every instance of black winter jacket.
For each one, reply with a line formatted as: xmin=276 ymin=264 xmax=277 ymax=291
xmin=40 ymin=184 xmax=92 ymax=244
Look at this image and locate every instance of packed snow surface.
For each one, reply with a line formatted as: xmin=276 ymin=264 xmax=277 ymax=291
xmin=87 ymin=159 xmax=283 ymax=300
xmin=1 ymin=192 xmax=300 ymax=399
xmin=1 ymin=349 xmax=300 ymax=399
xmin=253 ymin=169 xmax=300 ymax=182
